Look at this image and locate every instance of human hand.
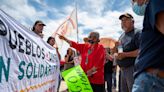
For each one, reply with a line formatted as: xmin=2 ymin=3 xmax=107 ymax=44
xmin=86 ymin=69 xmax=93 ymax=76
xmin=56 ymin=47 xmax=58 ymax=50
xmin=115 ymin=52 xmax=126 ymax=60
xmin=58 ymin=34 xmax=65 ymax=40
xmin=106 ymin=54 xmax=114 ymax=61
xmin=56 ymin=33 xmax=65 ymax=40
xmin=58 ymin=34 xmax=70 ymax=44
xmin=86 ymin=67 xmax=97 ymax=76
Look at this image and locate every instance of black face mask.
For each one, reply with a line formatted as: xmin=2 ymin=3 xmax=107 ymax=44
xmin=88 ymin=40 xmax=94 ymax=44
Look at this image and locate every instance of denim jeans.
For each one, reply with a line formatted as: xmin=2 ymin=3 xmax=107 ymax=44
xmin=132 ymin=72 xmax=164 ymax=92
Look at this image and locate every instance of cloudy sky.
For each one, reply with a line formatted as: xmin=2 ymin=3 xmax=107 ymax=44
xmin=0 ymin=0 xmax=144 ymax=58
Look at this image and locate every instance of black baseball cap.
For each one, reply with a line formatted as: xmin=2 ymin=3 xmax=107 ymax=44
xmin=119 ymin=13 xmax=134 ymax=20
xmin=35 ymin=20 xmax=46 ymax=26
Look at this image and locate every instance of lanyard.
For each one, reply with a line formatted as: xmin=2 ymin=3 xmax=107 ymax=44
xmin=85 ymin=48 xmax=93 ymax=65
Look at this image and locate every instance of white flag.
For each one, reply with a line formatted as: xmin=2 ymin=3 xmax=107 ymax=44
xmin=52 ymin=8 xmax=78 ymax=49
xmin=68 ymin=8 xmax=77 ymax=30
xmin=53 ymin=8 xmax=77 ymax=37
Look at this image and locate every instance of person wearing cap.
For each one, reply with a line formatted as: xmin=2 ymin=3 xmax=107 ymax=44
xmin=32 ymin=20 xmax=46 ymax=38
xmin=58 ymin=32 xmax=105 ymax=92
xmin=130 ymin=0 xmax=164 ymax=92
xmin=115 ymin=13 xmax=141 ymax=92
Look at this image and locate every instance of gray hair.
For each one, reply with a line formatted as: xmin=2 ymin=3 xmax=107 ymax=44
xmin=90 ymin=31 xmax=100 ymax=39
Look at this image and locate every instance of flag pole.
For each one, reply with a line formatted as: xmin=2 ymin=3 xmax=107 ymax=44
xmin=52 ymin=20 xmax=68 ymax=37
xmin=74 ymin=0 xmax=80 ymax=57
xmin=52 ymin=19 xmax=68 ymax=49
xmin=75 ymin=0 xmax=79 ymax=43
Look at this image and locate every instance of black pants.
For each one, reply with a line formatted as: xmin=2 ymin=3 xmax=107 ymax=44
xmin=105 ymin=73 xmax=112 ymax=92
xmin=91 ymin=83 xmax=105 ymax=92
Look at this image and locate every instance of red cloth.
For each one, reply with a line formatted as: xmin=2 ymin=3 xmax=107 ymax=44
xmin=60 ymin=60 xmax=65 ymax=66
xmin=71 ymin=41 xmax=105 ymax=84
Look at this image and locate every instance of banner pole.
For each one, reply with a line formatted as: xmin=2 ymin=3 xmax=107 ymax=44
xmin=75 ymin=0 xmax=79 ymax=43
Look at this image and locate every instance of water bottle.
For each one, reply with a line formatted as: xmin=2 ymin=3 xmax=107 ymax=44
xmin=118 ymin=45 xmax=123 ymax=53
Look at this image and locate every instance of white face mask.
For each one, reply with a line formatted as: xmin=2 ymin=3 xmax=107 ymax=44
xmin=132 ymin=2 xmax=147 ymax=16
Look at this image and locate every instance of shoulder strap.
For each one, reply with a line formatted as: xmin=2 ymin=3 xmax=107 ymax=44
xmin=118 ymin=32 xmax=125 ymax=42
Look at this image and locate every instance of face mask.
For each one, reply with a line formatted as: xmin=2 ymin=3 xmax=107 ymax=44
xmin=132 ymin=2 xmax=147 ymax=16
xmin=88 ymin=40 xmax=94 ymax=44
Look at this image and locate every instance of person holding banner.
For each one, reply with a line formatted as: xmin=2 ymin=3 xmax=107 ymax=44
xmin=47 ymin=36 xmax=61 ymax=60
xmin=32 ymin=20 xmax=46 ymax=38
xmin=47 ymin=36 xmax=61 ymax=92
xmin=59 ymin=32 xmax=105 ymax=92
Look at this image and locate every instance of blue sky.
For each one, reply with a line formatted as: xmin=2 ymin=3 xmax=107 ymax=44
xmin=0 ymin=0 xmax=144 ymax=58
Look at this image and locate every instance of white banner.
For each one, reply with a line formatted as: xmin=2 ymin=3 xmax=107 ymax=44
xmin=0 ymin=9 xmax=60 ymax=92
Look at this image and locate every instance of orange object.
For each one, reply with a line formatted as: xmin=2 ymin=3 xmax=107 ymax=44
xmin=99 ymin=38 xmax=116 ymax=49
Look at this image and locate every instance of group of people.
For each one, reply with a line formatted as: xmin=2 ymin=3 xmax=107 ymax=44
xmin=58 ymin=0 xmax=164 ymax=92
xmin=31 ymin=0 xmax=164 ymax=92
xmin=31 ymin=19 xmax=77 ymax=92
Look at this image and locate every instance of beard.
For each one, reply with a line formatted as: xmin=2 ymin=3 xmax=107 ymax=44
xmin=122 ymin=26 xmax=128 ymax=31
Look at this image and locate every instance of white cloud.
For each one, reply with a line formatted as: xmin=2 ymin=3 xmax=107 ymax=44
xmin=84 ymin=0 xmax=107 ymax=15
xmin=35 ymin=0 xmax=46 ymax=5
xmin=77 ymin=7 xmax=143 ymax=41
xmin=44 ymin=5 xmax=143 ymax=58
xmin=0 ymin=0 xmax=47 ymax=26
xmin=42 ymin=5 xmax=76 ymax=40
xmin=0 ymin=0 xmax=144 ymax=59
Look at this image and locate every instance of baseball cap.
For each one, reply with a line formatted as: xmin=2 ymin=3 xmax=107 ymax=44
xmin=119 ymin=13 xmax=134 ymax=20
xmin=35 ymin=20 xmax=46 ymax=26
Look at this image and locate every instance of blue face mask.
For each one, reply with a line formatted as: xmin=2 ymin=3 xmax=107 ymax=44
xmin=132 ymin=2 xmax=147 ymax=16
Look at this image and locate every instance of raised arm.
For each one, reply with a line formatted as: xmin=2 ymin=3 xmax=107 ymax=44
xmin=58 ymin=34 xmax=72 ymax=45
